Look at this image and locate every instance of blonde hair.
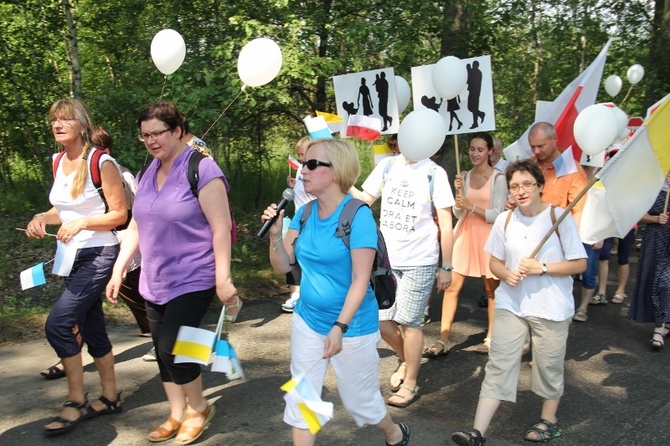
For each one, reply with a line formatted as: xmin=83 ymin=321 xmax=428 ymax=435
xmin=306 ymin=138 xmax=361 ymax=193
xmin=49 ymin=99 xmax=94 ymax=198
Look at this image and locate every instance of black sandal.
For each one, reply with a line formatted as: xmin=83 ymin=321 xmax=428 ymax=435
xmin=452 ymin=429 xmax=486 ymax=445
xmin=40 ymin=360 xmax=66 ymax=380
xmin=90 ymin=391 xmax=123 ymax=418
xmin=523 ymin=419 xmax=561 ymax=443
xmin=44 ymin=399 xmax=92 ymax=436
xmin=386 ymin=422 xmax=410 ymax=446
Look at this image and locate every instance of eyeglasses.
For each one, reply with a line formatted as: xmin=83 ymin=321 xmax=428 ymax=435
xmin=138 ymin=128 xmax=171 ymax=142
xmin=509 ymin=182 xmax=538 ymax=193
xmin=50 ymin=117 xmax=76 ymax=127
xmin=302 ymin=159 xmax=332 ymax=170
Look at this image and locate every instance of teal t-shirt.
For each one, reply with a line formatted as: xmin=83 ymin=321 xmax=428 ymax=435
xmin=290 ymin=194 xmax=379 ymax=336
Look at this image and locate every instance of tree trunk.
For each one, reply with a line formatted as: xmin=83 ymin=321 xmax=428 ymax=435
xmin=62 ymin=0 xmax=82 ymax=99
xmin=646 ymin=0 xmax=670 ymax=107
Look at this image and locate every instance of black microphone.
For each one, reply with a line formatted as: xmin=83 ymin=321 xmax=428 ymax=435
xmin=256 ymin=188 xmax=296 ymax=238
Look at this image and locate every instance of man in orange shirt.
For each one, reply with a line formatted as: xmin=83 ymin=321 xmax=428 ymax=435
xmin=528 ymin=122 xmax=600 ymax=323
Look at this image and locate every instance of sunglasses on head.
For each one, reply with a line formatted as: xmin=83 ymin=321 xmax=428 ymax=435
xmin=302 ymin=159 xmax=332 ymax=170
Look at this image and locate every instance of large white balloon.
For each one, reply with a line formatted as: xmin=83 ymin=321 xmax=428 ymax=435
xmin=397 ymin=109 xmax=446 ymax=161
xmin=431 ymin=56 xmax=467 ymax=100
xmin=394 ymin=75 xmax=411 ymax=114
xmin=604 ymin=75 xmax=622 ymax=97
xmin=150 ymin=29 xmax=186 ymax=75
xmin=627 ymin=64 xmax=645 ymax=85
xmin=573 ymin=104 xmax=618 ymax=156
xmin=610 ymin=105 xmax=629 ymax=140
xmin=237 ymin=38 xmax=283 ymax=87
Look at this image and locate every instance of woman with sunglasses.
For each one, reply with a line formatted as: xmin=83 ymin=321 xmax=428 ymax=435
xmin=452 ymin=160 xmax=586 ymax=445
xmin=106 ymin=102 xmax=237 ymax=444
xmin=262 ymin=139 xmax=410 ymax=446
xmin=25 ymin=98 xmax=126 ymax=436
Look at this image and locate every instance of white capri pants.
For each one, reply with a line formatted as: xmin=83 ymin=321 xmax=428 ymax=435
xmin=284 ymin=313 xmax=387 ymax=429
xmin=480 ymin=308 xmax=570 ymax=402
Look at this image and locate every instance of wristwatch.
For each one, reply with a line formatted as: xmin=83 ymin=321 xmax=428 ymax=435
xmin=441 ymin=266 xmax=454 ymax=272
xmin=540 ymin=263 xmax=548 ymax=276
xmin=333 ymin=321 xmax=348 ymax=333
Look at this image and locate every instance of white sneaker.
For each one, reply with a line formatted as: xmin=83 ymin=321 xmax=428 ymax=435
xmin=281 ymin=293 xmax=300 ymax=313
xmin=142 ymin=347 xmax=157 ymax=362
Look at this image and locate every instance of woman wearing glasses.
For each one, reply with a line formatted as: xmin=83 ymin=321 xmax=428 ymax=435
xmin=452 ymin=160 xmax=586 ymax=446
xmin=262 ymin=139 xmax=410 ymax=446
xmin=424 ymin=132 xmax=507 ymax=358
xmin=106 ymin=102 xmax=237 ymax=444
xmin=25 ymin=98 xmax=126 ymax=436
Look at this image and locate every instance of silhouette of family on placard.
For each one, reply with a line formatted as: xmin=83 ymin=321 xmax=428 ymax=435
xmin=341 ymin=71 xmax=393 ymax=131
xmin=420 ymin=59 xmax=487 ymax=132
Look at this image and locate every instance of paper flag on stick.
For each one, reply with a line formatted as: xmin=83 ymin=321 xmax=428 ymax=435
xmin=346 ymin=115 xmax=382 ymax=141
xmin=373 ymin=143 xmax=393 ymax=165
xmin=288 ymin=155 xmax=301 ymax=171
xmin=553 ymin=146 xmax=578 ymax=178
xmin=20 ymin=262 xmax=46 ymax=290
xmin=211 ymin=339 xmax=245 ymax=380
xmin=172 ymin=326 xmax=217 ymax=365
xmin=303 ymin=115 xmax=332 ymax=140
xmin=281 ymin=375 xmax=333 ymax=434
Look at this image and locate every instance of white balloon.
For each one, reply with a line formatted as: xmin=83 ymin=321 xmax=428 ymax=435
xmin=394 ymin=76 xmax=411 ymax=114
xmin=627 ymin=64 xmax=645 ymax=85
xmin=150 ymin=29 xmax=186 ymax=75
xmin=610 ymin=105 xmax=629 ymax=141
xmin=604 ymin=75 xmax=622 ymax=97
xmin=573 ymin=104 xmax=618 ymax=156
xmin=397 ymin=109 xmax=446 ymax=161
xmin=237 ymin=38 xmax=283 ymax=87
xmin=432 ymin=56 xmax=467 ymax=100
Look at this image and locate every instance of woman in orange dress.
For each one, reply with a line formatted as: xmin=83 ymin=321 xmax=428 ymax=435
xmin=425 ymin=132 xmax=507 ymax=356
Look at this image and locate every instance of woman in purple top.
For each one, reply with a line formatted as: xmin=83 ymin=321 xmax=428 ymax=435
xmin=106 ymin=102 xmax=237 ymax=445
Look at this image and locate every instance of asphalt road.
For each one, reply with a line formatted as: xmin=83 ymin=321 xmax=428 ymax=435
xmin=1 ymin=253 xmax=669 ymax=446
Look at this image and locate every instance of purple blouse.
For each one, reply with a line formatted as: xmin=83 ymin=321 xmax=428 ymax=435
xmin=134 ymin=147 xmax=227 ymax=304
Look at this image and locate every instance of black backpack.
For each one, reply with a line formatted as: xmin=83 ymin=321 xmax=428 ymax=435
xmin=299 ymin=198 xmax=396 ymax=309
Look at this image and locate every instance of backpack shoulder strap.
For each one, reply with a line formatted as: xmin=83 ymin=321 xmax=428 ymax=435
xmin=52 ymin=152 xmax=67 ymax=179
xmin=89 ymin=148 xmax=105 ymax=192
xmin=504 ymin=209 xmax=514 ymax=231
xmin=187 ymin=150 xmax=207 ymax=198
xmin=298 ymin=200 xmax=317 ymax=231
xmin=335 ymin=198 xmax=367 ymax=249
xmin=550 ymin=205 xmax=562 ymax=243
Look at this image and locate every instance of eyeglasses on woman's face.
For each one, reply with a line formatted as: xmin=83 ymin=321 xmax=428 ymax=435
xmin=509 ymin=181 xmax=538 ymax=194
xmin=138 ymin=128 xmax=171 ymax=142
xmin=302 ymin=159 xmax=332 ymax=170
xmin=50 ymin=117 xmax=77 ymax=127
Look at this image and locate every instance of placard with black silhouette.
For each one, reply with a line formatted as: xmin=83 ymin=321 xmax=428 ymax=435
xmin=333 ymin=68 xmax=400 ymax=135
xmin=411 ymin=55 xmax=495 ymax=135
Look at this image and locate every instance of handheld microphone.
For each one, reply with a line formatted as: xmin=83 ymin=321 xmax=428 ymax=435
xmin=256 ymin=188 xmax=296 ymax=238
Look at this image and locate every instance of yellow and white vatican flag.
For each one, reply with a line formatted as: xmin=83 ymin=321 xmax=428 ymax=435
xmin=280 ymin=372 xmax=334 ymax=434
xmin=580 ymin=95 xmax=670 ymax=243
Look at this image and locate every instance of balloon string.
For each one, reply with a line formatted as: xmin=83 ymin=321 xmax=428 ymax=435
xmin=620 ymin=85 xmax=634 ymax=107
xmin=200 ymin=85 xmax=246 ymax=140
xmin=159 ymin=75 xmax=167 ymax=101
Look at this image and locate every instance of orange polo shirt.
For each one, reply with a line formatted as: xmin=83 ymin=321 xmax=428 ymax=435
xmin=533 ymin=155 xmax=588 ymax=229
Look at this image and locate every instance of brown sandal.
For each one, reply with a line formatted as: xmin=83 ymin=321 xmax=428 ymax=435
xmin=147 ymin=416 xmax=182 ymax=443
xmin=174 ymin=404 xmax=216 ymax=445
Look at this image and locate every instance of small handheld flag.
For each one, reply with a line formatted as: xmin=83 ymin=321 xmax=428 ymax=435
xmin=346 ymin=115 xmax=382 ymax=141
xmin=288 ymin=155 xmax=301 ymax=171
xmin=553 ymin=146 xmax=578 ymax=178
xmin=172 ymin=326 xmax=217 ymax=365
xmin=303 ymin=115 xmax=332 ymax=140
xmin=20 ymin=262 xmax=47 ymax=290
xmin=281 ymin=374 xmax=333 ymax=434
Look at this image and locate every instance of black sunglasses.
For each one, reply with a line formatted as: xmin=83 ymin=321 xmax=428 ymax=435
xmin=302 ymin=159 xmax=333 ymax=170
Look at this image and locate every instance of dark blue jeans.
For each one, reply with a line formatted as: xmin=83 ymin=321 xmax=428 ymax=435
xmin=45 ymin=244 xmax=119 ymax=359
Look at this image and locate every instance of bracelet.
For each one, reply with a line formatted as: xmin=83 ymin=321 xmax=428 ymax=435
xmin=270 ymin=235 xmax=282 ymax=251
xmin=441 ymin=266 xmax=454 ymax=271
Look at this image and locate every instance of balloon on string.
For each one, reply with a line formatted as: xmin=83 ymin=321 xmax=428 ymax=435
xmin=237 ymin=38 xmax=283 ymax=87
xmin=573 ymin=104 xmax=618 ymax=156
xmin=627 ymin=64 xmax=645 ymax=85
xmin=610 ymin=105 xmax=629 ymax=140
xmin=431 ymin=56 xmax=467 ymax=100
xmin=394 ymin=75 xmax=411 ymax=114
xmin=604 ymin=75 xmax=622 ymax=97
xmin=150 ymin=29 xmax=186 ymax=75
xmin=397 ymin=109 xmax=446 ymax=161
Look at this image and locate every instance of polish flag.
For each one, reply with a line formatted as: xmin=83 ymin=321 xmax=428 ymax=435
xmin=346 ymin=115 xmax=382 ymax=141
xmin=505 ymin=39 xmax=612 ymax=162
xmin=288 ymin=155 xmax=300 ymax=171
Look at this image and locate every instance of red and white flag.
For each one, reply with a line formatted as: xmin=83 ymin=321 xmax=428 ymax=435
xmin=504 ymin=39 xmax=612 ymax=162
xmin=288 ymin=155 xmax=300 ymax=171
xmin=346 ymin=115 xmax=382 ymax=141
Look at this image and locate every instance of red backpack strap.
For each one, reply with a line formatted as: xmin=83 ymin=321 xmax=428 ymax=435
xmin=88 ymin=148 xmax=108 ymax=210
xmin=52 ymin=152 xmax=67 ymax=179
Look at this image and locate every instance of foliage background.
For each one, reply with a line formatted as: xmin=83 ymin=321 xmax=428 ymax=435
xmin=0 ymin=0 xmax=668 ymax=324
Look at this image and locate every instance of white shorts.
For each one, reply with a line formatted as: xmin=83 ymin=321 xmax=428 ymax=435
xmin=284 ymin=313 xmax=387 ymax=429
